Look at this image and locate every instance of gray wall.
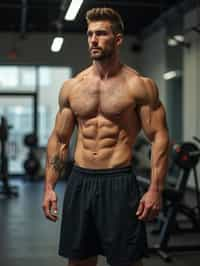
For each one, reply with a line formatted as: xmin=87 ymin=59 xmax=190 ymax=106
xmin=183 ymin=8 xmax=200 ymax=141
xmin=138 ymin=28 xmax=167 ymax=104
xmin=183 ymin=8 xmax=200 ymax=187
xmin=138 ymin=7 xmax=200 ymax=143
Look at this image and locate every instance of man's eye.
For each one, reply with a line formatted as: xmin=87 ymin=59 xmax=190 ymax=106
xmin=96 ymin=31 xmax=107 ymax=36
xmin=87 ymin=32 xmax=92 ymax=37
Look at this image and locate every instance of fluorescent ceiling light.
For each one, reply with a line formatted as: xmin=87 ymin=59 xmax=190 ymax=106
xmin=64 ymin=0 xmax=84 ymax=21
xmin=174 ymin=35 xmax=184 ymax=42
xmin=163 ymin=70 xmax=181 ymax=80
xmin=168 ymin=38 xmax=178 ymax=47
xmin=51 ymin=37 xmax=64 ymax=52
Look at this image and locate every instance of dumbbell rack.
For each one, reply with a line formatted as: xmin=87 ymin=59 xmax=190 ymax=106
xmin=0 ymin=124 xmax=18 ymax=198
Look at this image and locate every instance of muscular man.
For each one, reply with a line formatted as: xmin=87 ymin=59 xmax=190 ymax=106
xmin=42 ymin=7 xmax=169 ymax=266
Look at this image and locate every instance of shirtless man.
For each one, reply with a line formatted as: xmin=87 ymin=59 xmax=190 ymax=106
xmin=42 ymin=7 xmax=169 ymax=266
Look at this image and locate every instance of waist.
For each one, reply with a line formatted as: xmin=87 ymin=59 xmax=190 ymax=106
xmin=74 ymin=145 xmax=133 ymax=170
xmin=73 ymin=164 xmax=133 ymax=176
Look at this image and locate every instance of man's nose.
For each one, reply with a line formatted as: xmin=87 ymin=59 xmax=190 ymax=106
xmin=91 ymin=34 xmax=98 ymax=44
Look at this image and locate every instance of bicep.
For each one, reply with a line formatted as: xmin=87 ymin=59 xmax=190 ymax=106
xmin=54 ymin=107 xmax=75 ymax=145
xmin=54 ymin=79 xmax=75 ymax=144
xmin=138 ymin=103 xmax=168 ymax=142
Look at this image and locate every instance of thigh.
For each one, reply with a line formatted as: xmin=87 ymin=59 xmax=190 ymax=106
xmin=68 ymin=256 xmax=97 ymax=266
xmin=95 ymin=173 xmax=147 ymax=264
xmin=59 ymin=171 xmax=102 ymax=259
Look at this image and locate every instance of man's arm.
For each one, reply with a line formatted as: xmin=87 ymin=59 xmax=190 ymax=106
xmin=136 ymin=78 xmax=170 ymax=221
xmin=42 ymin=82 xmax=75 ymax=222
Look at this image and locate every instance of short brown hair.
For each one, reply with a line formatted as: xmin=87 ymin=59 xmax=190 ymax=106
xmin=86 ymin=7 xmax=124 ymax=34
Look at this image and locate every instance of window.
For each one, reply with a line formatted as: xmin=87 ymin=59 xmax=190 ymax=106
xmin=0 ymin=65 xmax=72 ymax=174
xmin=0 ymin=66 xmax=18 ymax=88
xmin=20 ymin=67 xmax=36 ymax=89
xmin=38 ymin=66 xmax=72 ymax=146
xmin=0 ymin=66 xmax=36 ymax=91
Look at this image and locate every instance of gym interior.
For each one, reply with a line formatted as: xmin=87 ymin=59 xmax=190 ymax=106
xmin=0 ymin=0 xmax=200 ymax=265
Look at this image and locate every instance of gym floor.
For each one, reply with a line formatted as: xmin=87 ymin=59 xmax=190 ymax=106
xmin=0 ymin=180 xmax=200 ymax=266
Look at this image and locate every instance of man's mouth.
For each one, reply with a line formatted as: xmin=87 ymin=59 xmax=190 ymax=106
xmin=91 ymin=47 xmax=101 ymax=51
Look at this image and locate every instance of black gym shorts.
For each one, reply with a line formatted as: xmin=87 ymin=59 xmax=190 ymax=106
xmin=59 ymin=165 xmax=148 ymax=266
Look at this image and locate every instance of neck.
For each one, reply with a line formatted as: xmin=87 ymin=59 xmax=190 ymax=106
xmin=92 ymin=54 xmax=122 ymax=79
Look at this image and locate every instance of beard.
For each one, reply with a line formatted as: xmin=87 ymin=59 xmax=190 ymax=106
xmin=89 ymin=41 xmax=115 ymax=61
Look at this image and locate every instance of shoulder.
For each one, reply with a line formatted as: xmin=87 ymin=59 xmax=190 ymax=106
xmin=122 ymin=64 xmax=140 ymax=79
xmin=123 ymin=66 xmax=160 ymax=109
xmin=58 ymin=80 xmax=72 ymax=109
xmin=122 ymin=65 xmax=145 ymax=90
xmin=73 ymin=65 xmax=93 ymax=81
xmin=60 ymin=66 xmax=92 ymax=96
xmin=58 ymin=66 xmax=92 ymax=109
xmin=59 ymin=79 xmax=73 ymax=99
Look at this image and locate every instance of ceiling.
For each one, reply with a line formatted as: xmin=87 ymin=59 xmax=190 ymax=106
xmin=0 ymin=0 xmax=188 ymax=36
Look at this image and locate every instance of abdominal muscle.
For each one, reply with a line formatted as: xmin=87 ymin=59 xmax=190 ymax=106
xmin=74 ymin=115 xmax=137 ymax=169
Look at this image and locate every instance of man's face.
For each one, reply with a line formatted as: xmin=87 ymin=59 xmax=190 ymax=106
xmin=87 ymin=20 xmax=121 ymax=60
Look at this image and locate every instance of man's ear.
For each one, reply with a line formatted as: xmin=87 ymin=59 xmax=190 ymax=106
xmin=115 ymin=33 xmax=123 ymax=47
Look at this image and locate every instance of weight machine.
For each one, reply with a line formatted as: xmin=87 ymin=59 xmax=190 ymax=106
xmin=138 ymin=137 xmax=200 ymax=261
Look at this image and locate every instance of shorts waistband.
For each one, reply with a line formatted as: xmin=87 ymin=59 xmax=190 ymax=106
xmin=73 ymin=164 xmax=132 ymax=176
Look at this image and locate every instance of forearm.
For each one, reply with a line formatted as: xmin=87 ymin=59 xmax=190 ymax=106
xmin=45 ymin=133 xmax=68 ymax=191
xmin=149 ymin=131 xmax=170 ymax=192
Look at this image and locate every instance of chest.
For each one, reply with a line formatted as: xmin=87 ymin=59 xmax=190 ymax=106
xmin=70 ymin=81 xmax=135 ymax=118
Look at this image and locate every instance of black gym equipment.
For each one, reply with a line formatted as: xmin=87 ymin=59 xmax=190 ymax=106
xmin=0 ymin=116 xmax=18 ymax=197
xmin=23 ymin=133 xmax=40 ymax=180
xmin=172 ymin=142 xmax=200 ymax=170
xmin=138 ymin=137 xmax=200 ymax=261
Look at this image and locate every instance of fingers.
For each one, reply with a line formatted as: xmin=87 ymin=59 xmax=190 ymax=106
xmin=136 ymin=200 xmax=145 ymax=217
xmin=137 ymin=202 xmax=160 ymax=221
xmin=51 ymin=200 xmax=59 ymax=221
xmin=137 ymin=202 xmax=151 ymax=221
xmin=42 ymin=199 xmax=58 ymax=222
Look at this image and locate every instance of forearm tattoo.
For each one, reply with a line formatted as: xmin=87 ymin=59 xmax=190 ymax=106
xmin=49 ymin=154 xmax=65 ymax=173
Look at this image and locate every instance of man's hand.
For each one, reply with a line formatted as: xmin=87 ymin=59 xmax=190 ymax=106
xmin=136 ymin=189 xmax=162 ymax=221
xmin=42 ymin=189 xmax=58 ymax=222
